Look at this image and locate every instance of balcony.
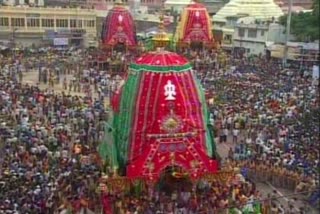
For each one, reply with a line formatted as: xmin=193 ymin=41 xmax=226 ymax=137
xmin=235 ymin=22 xmax=269 ymax=30
xmin=0 ymin=5 xmax=96 ymax=16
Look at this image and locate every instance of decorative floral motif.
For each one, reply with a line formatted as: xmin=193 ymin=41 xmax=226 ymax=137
xmin=161 ymin=114 xmax=183 ymax=133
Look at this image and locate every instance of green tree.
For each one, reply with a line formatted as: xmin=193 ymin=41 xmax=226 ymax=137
xmin=279 ymin=0 xmax=320 ymax=42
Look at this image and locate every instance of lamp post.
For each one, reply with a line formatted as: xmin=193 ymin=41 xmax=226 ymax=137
xmin=299 ymin=45 xmax=304 ymax=70
xmin=283 ymin=0 xmax=292 ymax=68
xmin=12 ymin=28 xmax=18 ymax=59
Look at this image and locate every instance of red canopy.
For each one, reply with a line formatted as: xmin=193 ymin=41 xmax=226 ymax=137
xmin=125 ymin=50 xmax=218 ymax=180
xmin=101 ymin=6 xmax=137 ymax=47
xmin=134 ymin=50 xmax=189 ymax=67
xmin=177 ymin=2 xmax=214 ymax=43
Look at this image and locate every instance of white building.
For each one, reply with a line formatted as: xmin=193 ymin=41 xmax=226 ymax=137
xmin=233 ymin=16 xmax=298 ymax=56
xmin=213 ymin=0 xmax=284 ymax=49
xmin=165 ymin=0 xmax=192 ymax=12
xmin=233 ymin=17 xmax=269 ymax=56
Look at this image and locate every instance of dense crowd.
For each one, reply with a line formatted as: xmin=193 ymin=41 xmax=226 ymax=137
xmin=199 ymin=53 xmax=319 ymax=209
xmin=0 ymin=47 xmax=319 ymax=214
xmin=0 ymin=51 xmax=108 ymax=213
xmin=101 ymin=171 xmax=262 ymax=214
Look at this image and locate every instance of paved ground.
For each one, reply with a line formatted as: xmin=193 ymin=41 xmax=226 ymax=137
xmin=21 ymin=71 xmax=318 ymax=213
xmin=22 ymin=71 xmax=97 ymax=98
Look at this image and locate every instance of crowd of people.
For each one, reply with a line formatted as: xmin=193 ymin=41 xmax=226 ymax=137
xmin=0 ymin=47 xmax=319 ymax=214
xmin=199 ymin=53 xmax=319 ymax=210
xmin=101 ymin=170 xmax=262 ymax=214
xmin=0 ymin=50 xmax=109 ymax=213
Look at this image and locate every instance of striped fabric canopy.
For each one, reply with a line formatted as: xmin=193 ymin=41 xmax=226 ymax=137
xmin=101 ymin=6 xmax=137 ymax=47
xmin=176 ymin=2 xmax=214 ymax=43
xmin=101 ymin=50 xmax=218 ymax=179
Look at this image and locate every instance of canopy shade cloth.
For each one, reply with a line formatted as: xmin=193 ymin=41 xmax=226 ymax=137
xmin=101 ymin=5 xmax=137 ymax=47
xmin=102 ymin=49 xmax=218 ymax=180
xmin=176 ymin=2 xmax=214 ymax=43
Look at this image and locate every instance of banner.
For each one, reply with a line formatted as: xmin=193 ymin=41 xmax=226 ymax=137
xmin=312 ymin=65 xmax=319 ymax=79
xmin=53 ymin=38 xmax=69 ymax=46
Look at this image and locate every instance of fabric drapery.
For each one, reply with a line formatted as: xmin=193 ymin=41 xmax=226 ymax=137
xmin=102 ymin=6 xmax=137 ymax=47
xmin=176 ymin=3 xmax=213 ymax=43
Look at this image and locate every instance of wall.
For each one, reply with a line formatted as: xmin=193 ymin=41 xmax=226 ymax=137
xmin=274 ymin=0 xmax=313 ymax=9
xmin=141 ymin=0 xmax=163 ymax=9
xmin=232 ymin=21 xmax=295 ymax=55
xmin=267 ymin=23 xmax=287 ymax=43
xmin=0 ymin=6 xmax=97 ymax=47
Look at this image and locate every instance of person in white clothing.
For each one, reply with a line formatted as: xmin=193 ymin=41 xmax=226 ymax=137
xmin=233 ymin=129 xmax=239 ymax=144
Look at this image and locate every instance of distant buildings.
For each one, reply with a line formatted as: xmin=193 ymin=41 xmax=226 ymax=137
xmin=45 ymin=0 xmax=109 ymax=9
xmin=212 ymin=0 xmax=284 ymax=49
xmin=274 ymin=0 xmax=314 ymax=9
xmin=0 ymin=2 xmax=166 ymax=48
xmin=0 ymin=6 xmax=97 ymax=47
xmin=202 ymin=0 xmax=228 ymax=15
xmin=266 ymin=41 xmax=319 ymax=67
xmin=39 ymin=0 xmax=128 ymax=9
xmin=232 ymin=17 xmax=292 ymax=56
xmin=141 ymin=0 xmax=162 ymax=9
xmin=2 ymin=0 xmax=44 ymax=6
xmin=165 ymin=0 xmax=191 ymax=12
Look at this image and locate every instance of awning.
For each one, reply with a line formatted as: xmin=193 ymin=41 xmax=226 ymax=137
xmin=0 ymin=45 xmax=9 ymax=50
xmin=265 ymin=41 xmax=275 ymax=48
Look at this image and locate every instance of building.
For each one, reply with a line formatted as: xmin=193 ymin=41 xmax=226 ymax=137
xmin=0 ymin=5 xmax=97 ymax=47
xmin=233 ymin=17 xmax=292 ymax=56
xmin=45 ymin=0 xmax=84 ymax=7
xmin=232 ymin=16 xmax=301 ymax=56
xmin=165 ymin=0 xmax=192 ymax=12
xmin=233 ymin=17 xmax=269 ymax=56
xmin=141 ymin=0 xmax=163 ymax=9
xmin=202 ymin=0 xmax=228 ymax=15
xmin=2 ymin=0 xmax=44 ymax=6
xmin=212 ymin=0 xmax=283 ymax=49
xmin=274 ymin=0 xmax=314 ymax=10
xmin=266 ymin=42 xmax=319 ymax=67
xmin=280 ymin=5 xmax=311 ymax=13
xmin=45 ymin=0 xmax=128 ymax=9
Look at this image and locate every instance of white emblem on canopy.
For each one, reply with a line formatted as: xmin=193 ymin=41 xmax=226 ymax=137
xmin=164 ymin=80 xmax=176 ymax=100
xmin=118 ymin=15 xmax=123 ymax=23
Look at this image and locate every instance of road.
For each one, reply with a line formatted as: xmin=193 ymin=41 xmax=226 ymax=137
xmin=22 ymin=71 xmax=97 ymax=98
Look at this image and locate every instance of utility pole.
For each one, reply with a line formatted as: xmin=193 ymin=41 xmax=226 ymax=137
xmin=283 ymin=0 xmax=292 ymax=68
xmin=12 ymin=28 xmax=17 ymax=60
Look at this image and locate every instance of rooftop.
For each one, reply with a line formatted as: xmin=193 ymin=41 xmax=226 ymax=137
xmin=213 ymin=0 xmax=284 ymax=23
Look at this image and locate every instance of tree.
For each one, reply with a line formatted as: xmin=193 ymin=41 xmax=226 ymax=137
xmin=279 ymin=0 xmax=319 ymax=42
